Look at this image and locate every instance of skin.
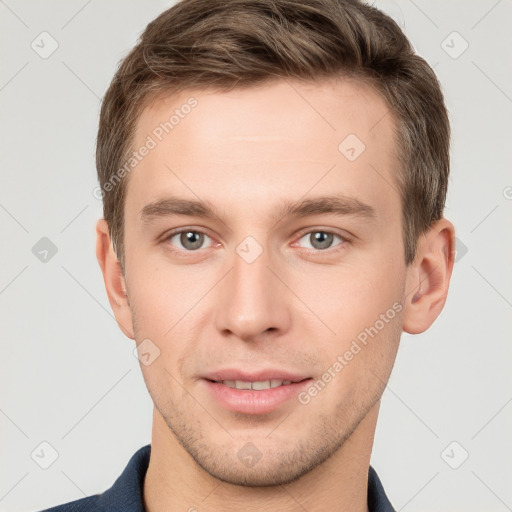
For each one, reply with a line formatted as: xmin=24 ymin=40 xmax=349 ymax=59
xmin=96 ymin=78 xmax=455 ymax=512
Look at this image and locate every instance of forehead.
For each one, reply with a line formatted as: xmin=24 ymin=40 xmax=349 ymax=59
xmin=136 ymin=77 xmax=393 ymax=153
xmin=126 ymin=78 xmax=400 ymax=226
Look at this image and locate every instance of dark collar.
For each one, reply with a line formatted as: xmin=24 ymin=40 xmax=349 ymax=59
xmin=367 ymin=464 xmax=396 ymax=512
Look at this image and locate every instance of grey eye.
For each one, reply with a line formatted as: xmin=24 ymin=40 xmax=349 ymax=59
xmin=298 ymin=231 xmax=343 ymax=250
xmin=173 ymin=231 xmax=207 ymax=251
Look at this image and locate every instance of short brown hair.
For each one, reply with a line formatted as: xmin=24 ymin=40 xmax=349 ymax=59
xmin=96 ymin=0 xmax=449 ymax=270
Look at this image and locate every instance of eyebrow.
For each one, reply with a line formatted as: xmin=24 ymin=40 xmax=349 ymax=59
xmin=140 ymin=194 xmax=377 ymax=225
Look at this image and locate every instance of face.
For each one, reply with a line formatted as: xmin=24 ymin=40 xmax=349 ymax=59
xmin=119 ymin=78 xmax=409 ymax=485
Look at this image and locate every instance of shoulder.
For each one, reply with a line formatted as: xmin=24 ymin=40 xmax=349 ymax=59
xmin=40 ymin=494 xmax=101 ymax=512
xmin=37 ymin=445 xmax=151 ymax=512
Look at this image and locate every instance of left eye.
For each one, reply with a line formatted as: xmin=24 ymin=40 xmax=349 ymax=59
xmin=296 ymin=231 xmax=345 ymax=251
xmin=167 ymin=230 xmax=214 ymax=251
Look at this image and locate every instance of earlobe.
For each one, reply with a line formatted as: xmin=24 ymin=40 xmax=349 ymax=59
xmin=402 ymin=218 xmax=456 ymax=335
xmin=95 ymin=219 xmax=135 ymax=339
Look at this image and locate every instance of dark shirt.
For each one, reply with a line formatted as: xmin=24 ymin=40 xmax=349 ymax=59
xmin=41 ymin=444 xmax=396 ymax=511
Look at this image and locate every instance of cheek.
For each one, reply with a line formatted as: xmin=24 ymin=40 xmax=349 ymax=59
xmin=296 ymin=258 xmax=404 ymax=332
xmin=127 ymin=260 xmax=209 ymax=377
xmin=291 ymin=253 xmax=405 ymax=394
xmin=126 ymin=255 xmax=202 ymax=335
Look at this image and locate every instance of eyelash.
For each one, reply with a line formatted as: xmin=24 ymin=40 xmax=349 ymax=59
xmin=162 ymin=227 xmax=349 ymax=257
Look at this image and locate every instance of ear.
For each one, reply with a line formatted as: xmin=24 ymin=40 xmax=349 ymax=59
xmin=402 ymin=218 xmax=456 ymax=334
xmin=95 ymin=218 xmax=135 ymax=339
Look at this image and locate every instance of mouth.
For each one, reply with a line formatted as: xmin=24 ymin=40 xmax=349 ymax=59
xmin=202 ymin=376 xmax=314 ymax=415
xmin=205 ymin=378 xmax=310 ymax=390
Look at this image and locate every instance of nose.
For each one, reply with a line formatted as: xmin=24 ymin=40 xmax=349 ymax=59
xmin=214 ymin=242 xmax=291 ymax=342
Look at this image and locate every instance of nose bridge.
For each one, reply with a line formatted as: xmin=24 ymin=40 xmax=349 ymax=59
xmin=214 ymin=239 xmax=289 ymax=340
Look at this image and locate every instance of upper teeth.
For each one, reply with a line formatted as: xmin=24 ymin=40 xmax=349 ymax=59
xmin=220 ymin=380 xmax=292 ymax=390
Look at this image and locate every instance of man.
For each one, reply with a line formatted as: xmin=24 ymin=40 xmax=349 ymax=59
xmin=43 ymin=0 xmax=455 ymax=510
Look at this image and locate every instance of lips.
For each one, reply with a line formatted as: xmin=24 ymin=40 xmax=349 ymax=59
xmin=202 ymin=369 xmax=310 ymax=384
xmin=201 ymin=369 xmax=313 ymax=414
xmin=218 ymin=379 xmax=294 ymax=390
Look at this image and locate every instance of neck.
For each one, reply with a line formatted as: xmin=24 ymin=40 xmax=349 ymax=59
xmin=143 ymin=402 xmax=379 ymax=512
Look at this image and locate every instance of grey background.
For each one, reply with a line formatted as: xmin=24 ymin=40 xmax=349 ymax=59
xmin=1 ymin=1 xmax=511 ymax=511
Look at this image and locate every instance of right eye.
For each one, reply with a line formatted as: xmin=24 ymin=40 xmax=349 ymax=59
xmin=165 ymin=229 xmax=215 ymax=253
